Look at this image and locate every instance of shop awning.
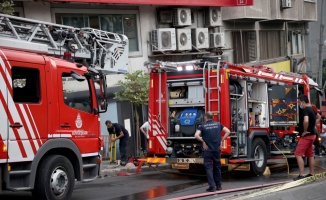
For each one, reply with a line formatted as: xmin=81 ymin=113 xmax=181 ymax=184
xmin=51 ymin=0 xmax=253 ymax=6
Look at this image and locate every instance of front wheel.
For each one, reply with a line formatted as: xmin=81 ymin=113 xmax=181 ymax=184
xmin=250 ymin=138 xmax=267 ymax=175
xmin=32 ymin=155 xmax=75 ymax=200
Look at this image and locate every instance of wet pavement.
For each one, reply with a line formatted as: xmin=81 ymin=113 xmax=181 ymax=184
xmin=0 ymin=157 xmax=325 ymax=200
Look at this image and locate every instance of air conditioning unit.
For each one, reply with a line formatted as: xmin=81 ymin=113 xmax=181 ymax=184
xmin=151 ymin=28 xmax=176 ymax=52
xmin=205 ymin=7 xmax=222 ymax=27
xmin=173 ymin=8 xmax=191 ymax=27
xmin=281 ymin=0 xmax=292 ymax=9
xmin=191 ymin=28 xmax=209 ymax=49
xmin=176 ymin=29 xmax=192 ymax=51
xmin=209 ymin=32 xmax=225 ymax=48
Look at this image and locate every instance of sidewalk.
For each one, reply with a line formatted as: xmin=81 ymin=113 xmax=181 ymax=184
xmin=218 ymin=172 xmax=326 ymax=200
xmin=99 ymin=159 xmax=171 ymax=177
xmin=243 ymin=178 xmax=326 ymax=200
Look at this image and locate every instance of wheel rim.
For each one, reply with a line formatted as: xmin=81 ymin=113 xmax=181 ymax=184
xmin=254 ymin=145 xmax=264 ymax=168
xmin=50 ymin=167 xmax=68 ymax=196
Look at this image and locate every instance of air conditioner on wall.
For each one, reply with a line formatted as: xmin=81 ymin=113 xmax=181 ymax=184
xmin=173 ymin=8 xmax=192 ymax=27
xmin=205 ymin=7 xmax=222 ymax=27
xmin=191 ymin=28 xmax=209 ymax=49
xmin=281 ymin=0 xmax=292 ymax=9
xmin=176 ymin=29 xmax=192 ymax=51
xmin=209 ymin=32 xmax=225 ymax=48
xmin=151 ymin=28 xmax=176 ymax=52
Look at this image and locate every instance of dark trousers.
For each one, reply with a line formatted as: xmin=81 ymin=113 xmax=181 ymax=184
xmin=119 ymin=138 xmax=128 ymax=162
xmin=203 ymin=150 xmax=221 ymax=189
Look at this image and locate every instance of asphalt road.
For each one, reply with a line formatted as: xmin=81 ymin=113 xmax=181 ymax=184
xmin=0 ymin=157 xmax=325 ymax=200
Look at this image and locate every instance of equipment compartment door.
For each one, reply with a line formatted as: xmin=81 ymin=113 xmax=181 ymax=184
xmin=57 ymin=68 xmax=100 ymax=154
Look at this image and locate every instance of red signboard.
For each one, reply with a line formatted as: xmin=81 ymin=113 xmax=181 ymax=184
xmin=51 ymin=0 xmax=253 ymax=6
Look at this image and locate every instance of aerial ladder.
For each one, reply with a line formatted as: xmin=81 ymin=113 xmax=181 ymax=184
xmin=0 ymin=13 xmax=129 ymax=73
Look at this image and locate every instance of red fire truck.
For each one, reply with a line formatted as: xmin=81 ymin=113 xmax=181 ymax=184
xmin=146 ymin=59 xmax=323 ymax=175
xmin=0 ymin=14 xmax=128 ymax=199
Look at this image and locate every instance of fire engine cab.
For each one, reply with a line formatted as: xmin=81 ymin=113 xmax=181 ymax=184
xmin=146 ymin=59 xmax=322 ymax=175
xmin=0 ymin=14 xmax=128 ymax=199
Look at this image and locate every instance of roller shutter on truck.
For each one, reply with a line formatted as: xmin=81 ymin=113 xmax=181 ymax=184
xmin=268 ymin=85 xmax=298 ymax=126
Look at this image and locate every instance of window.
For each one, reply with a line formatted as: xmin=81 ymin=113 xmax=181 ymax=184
xmin=12 ymin=67 xmax=40 ymax=103
xmin=61 ymin=15 xmax=89 ymax=28
xmin=290 ymin=30 xmax=303 ymax=55
xmin=310 ymin=87 xmax=321 ymax=109
xmin=259 ymin=30 xmax=286 ymax=60
xmin=232 ymin=31 xmax=256 ymax=64
xmin=62 ymin=73 xmax=92 ymax=113
xmin=55 ymin=11 xmax=140 ymax=54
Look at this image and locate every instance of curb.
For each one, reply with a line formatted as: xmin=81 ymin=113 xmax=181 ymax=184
xmin=223 ymin=171 xmax=326 ymax=200
xmin=100 ymin=163 xmax=172 ymax=177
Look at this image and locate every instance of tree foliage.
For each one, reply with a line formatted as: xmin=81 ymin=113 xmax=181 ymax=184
xmin=114 ymin=70 xmax=149 ymax=156
xmin=0 ymin=1 xmax=14 ymax=15
xmin=114 ymin=70 xmax=149 ymax=105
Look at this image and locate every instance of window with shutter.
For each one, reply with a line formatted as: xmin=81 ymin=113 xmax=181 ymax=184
xmin=232 ymin=31 xmax=256 ymax=64
xmin=259 ymin=30 xmax=286 ymax=60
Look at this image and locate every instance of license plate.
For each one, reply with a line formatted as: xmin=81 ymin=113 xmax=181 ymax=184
xmin=177 ymin=158 xmax=196 ymax=163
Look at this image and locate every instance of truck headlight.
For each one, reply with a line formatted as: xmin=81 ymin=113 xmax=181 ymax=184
xmin=166 ymin=147 xmax=173 ymax=154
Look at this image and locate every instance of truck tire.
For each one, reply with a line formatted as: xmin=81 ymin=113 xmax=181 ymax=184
xmin=32 ymin=155 xmax=75 ymax=200
xmin=250 ymin=138 xmax=267 ymax=175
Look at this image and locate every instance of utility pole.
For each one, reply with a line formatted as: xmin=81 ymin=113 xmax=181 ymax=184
xmin=318 ymin=0 xmax=325 ymax=87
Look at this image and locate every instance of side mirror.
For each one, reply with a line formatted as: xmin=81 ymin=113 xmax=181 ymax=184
xmin=97 ymin=73 xmax=108 ymax=113
xmin=100 ymin=99 xmax=108 ymax=110
xmin=71 ymin=71 xmax=85 ymax=81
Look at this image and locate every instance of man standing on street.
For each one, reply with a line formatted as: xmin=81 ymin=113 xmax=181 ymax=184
xmin=105 ymin=120 xmax=129 ymax=166
xmin=294 ymin=95 xmax=316 ymax=180
xmin=195 ymin=112 xmax=231 ymax=192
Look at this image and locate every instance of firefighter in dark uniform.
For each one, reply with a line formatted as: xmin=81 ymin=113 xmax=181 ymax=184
xmin=195 ymin=112 xmax=231 ymax=192
xmin=105 ymin=120 xmax=129 ymax=166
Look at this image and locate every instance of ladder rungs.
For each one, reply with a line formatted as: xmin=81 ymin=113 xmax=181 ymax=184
xmin=209 ymin=99 xmax=219 ymax=101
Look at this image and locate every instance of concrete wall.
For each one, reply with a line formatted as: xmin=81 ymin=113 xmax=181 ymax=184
xmin=306 ymin=0 xmax=326 ymax=81
xmin=23 ymin=2 xmax=51 ymax=22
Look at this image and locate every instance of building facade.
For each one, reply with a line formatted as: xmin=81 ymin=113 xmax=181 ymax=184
xmin=11 ymin=0 xmax=316 ymax=74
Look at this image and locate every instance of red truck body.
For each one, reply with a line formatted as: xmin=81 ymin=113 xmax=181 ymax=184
xmin=146 ymin=61 xmax=322 ymax=175
xmin=0 ymin=48 xmax=104 ymax=199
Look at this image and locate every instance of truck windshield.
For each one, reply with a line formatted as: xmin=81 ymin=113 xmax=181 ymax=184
xmin=62 ymin=73 xmax=92 ymax=113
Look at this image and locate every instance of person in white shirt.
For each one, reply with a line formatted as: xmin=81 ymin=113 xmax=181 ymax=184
xmin=140 ymin=121 xmax=149 ymax=139
xmin=320 ymin=119 xmax=326 ymax=150
xmin=140 ymin=121 xmax=149 ymax=153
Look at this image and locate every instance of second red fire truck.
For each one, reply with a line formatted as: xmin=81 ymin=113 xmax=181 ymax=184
xmin=146 ymin=59 xmax=322 ymax=175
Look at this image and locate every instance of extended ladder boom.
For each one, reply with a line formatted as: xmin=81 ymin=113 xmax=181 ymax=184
xmin=0 ymin=14 xmax=129 ymax=73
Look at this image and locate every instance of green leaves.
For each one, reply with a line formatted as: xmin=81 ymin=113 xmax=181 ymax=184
xmin=114 ymin=70 xmax=149 ymax=105
xmin=0 ymin=1 xmax=14 ymax=15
